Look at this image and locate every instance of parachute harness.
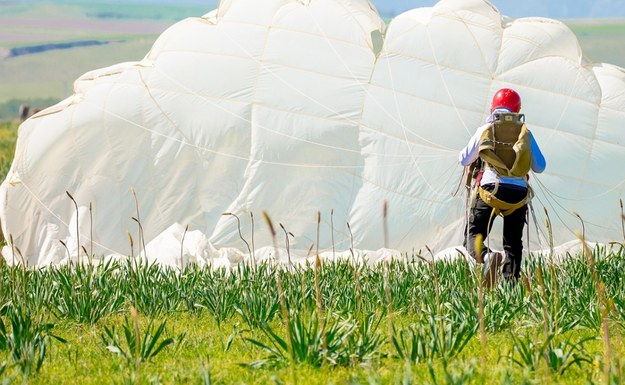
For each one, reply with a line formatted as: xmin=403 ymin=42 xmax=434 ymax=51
xmin=477 ymin=182 xmax=534 ymax=217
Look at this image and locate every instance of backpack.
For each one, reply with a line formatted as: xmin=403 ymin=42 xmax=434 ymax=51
xmin=477 ymin=113 xmax=532 ymax=178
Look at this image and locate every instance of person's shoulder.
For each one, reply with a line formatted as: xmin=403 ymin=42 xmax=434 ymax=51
xmin=475 ymin=122 xmax=491 ymax=135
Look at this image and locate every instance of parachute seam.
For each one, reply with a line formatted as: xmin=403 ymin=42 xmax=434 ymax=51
xmin=424 ymin=8 xmax=469 ymax=135
xmin=334 ymin=0 xmax=381 ymax=51
xmin=306 ymin=3 xmax=455 ymax=203
xmin=442 ymin=5 xmax=495 ymax=137
xmin=306 ymin=2 xmax=468 ymax=157
xmin=82 ymin=98 xmax=416 ymax=169
xmin=143 ymin=66 xmax=444 ymax=157
xmin=138 ymin=68 xmax=203 ymax=223
xmin=218 ymin=19 xmax=370 ymax=49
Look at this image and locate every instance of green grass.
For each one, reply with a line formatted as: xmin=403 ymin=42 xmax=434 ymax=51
xmin=0 ymin=1 xmax=210 ymax=24
xmin=0 ymin=120 xmax=18 ymax=180
xmin=0 ymin=38 xmax=156 ymax=103
xmin=0 ymin=251 xmax=622 ymax=384
xmin=568 ymin=21 xmax=625 ymax=67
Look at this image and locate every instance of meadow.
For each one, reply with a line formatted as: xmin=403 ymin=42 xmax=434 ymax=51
xmin=2 ymin=4 xmax=625 ymax=384
xmin=0 ymin=241 xmax=623 ymax=384
xmin=1 ymin=123 xmax=625 ymax=384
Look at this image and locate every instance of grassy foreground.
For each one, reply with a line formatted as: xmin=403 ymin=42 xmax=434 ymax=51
xmin=0 ymin=121 xmax=625 ymax=384
xmin=1 ymin=124 xmax=624 ymax=384
xmin=0 ymin=248 xmax=622 ymax=384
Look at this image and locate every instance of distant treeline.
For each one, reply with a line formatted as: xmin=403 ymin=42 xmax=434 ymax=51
xmin=8 ymin=40 xmax=114 ymax=58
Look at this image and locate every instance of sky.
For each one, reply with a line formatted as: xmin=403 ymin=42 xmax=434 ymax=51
xmin=369 ymin=0 xmax=625 ymax=19
xmin=125 ymin=1 xmax=625 ymax=19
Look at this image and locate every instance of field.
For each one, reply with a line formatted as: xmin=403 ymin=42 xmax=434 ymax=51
xmin=0 ymin=1 xmax=211 ymax=119
xmin=1 ymin=122 xmax=625 ymax=384
xmin=2 ymin=3 xmax=625 ymax=384
xmin=0 ymin=248 xmax=622 ymax=384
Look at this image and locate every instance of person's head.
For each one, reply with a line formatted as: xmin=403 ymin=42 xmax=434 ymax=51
xmin=491 ymin=88 xmax=521 ymax=113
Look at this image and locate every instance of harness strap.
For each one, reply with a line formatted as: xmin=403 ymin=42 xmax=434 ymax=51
xmin=478 ymin=186 xmax=532 ymax=216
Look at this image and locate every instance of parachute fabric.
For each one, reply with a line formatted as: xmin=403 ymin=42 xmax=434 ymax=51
xmin=1 ymin=0 xmax=625 ymax=267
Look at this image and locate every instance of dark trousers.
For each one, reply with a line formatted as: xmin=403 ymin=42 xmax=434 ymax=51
xmin=464 ymin=184 xmax=528 ymax=279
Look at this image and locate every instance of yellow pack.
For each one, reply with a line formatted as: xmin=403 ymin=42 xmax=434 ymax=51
xmin=478 ymin=113 xmax=531 ymax=177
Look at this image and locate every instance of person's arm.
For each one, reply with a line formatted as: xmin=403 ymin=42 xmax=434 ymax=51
xmin=459 ymin=124 xmax=488 ymax=166
xmin=529 ymin=131 xmax=546 ymax=173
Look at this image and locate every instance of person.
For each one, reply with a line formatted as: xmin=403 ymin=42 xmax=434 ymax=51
xmin=459 ymin=88 xmax=546 ymax=282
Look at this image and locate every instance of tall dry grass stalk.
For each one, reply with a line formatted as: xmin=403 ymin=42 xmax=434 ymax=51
xmin=9 ymin=234 xmax=17 ymax=294
xmin=425 ymin=246 xmax=441 ymax=317
xmin=346 ymin=222 xmax=362 ymax=314
xmin=222 ymin=213 xmax=252 ymax=266
xmin=279 ymin=223 xmax=294 ymax=269
xmin=474 ymin=234 xmax=487 ymax=367
xmin=314 ymin=212 xmax=323 ymax=321
xmin=577 ymin=229 xmax=612 ymax=385
xmin=59 ymin=240 xmax=70 ymax=262
xmin=127 ymin=232 xmax=134 ymax=260
xmin=262 ymin=210 xmax=295 ymax=382
xmin=535 ymin=267 xmax=550 ymax=341
xmin=302 ymin=242 xmax=314 ymax=316
xmin=180 ymin=224 xmax=189 ymax=269
xmin=127 ymin=232 xmax=138 ymax=307
xmin=130 ymin=306 xmax=141 ymax=385
xmin=381 ymin=200 xmax=395 ymax=352
xmin=330 ymin=209 xmax=335 ymax=259
xmin=620 ymin=199 xmax=625 ymax=242
xmin=383 ymin=200 xmax=388 ymax=249
xmin=314 ymin=211 xmax=327 ymax=365
xmin=383 ymin=258 xmax=394 ymax=353
xmin=88 ymin=202 xmax=94 ymax=265
xmin=250 ymin=212 xmax=256 ymax=267
xmin=66 ymin=191 xmax=80 ymax=264
xmin=131 ymin=188 xmax=147 ymax=260
xmin=544 ymin=207 xmax=554 ymax=262
xmin=347 ymin=222 xmax=356 ymax=261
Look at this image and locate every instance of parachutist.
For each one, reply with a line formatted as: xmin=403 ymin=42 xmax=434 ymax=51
xmin=459 ymin=88 xmax=546 ymax=283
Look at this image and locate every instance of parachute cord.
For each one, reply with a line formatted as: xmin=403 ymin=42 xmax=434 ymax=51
xmin=464 ymin=185 xmax=472 ymax=259
xmin=451 ymin=166 xmax=467 ymax=198
xmin=528 ymin=200 xmax=546 ymax=251
xmin=526 ymin=201 xmax=530 ymax=262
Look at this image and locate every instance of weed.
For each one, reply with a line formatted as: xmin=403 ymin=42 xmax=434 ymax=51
xmin=0 ymin=304 xmax=66 ymax=376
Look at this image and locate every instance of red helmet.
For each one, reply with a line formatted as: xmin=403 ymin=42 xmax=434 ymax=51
xmin=491 ymin=88 xmax=521 ymax=113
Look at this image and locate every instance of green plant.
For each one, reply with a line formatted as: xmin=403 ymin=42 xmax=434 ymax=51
xmin=194 ymin=267 xmax=239 ymax=327
xmin=392 ymin=313 xmax=477 ymax=364
xmin=245 ymin=309 xmax=380 ymax=368
xmin=101 ymin=309 xmax=184 ymax=367
xmin=126 ymin=262 xmax=184 ymax=316
xmin=47 ymin=261 xmax=125 ymax=324
xmin=507 ymin=332 xmax=594 ymax=375
xmin=427 ymin=359 xmax=478 ymax=385
xmin=0 ymin=304 xmax=66 ymax=376
xmin=234 ymin=280 xmax=279 ymax=329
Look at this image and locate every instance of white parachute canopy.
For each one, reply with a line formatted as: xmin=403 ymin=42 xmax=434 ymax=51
xmin=1 ymin=0 xmax=625 ymax=267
